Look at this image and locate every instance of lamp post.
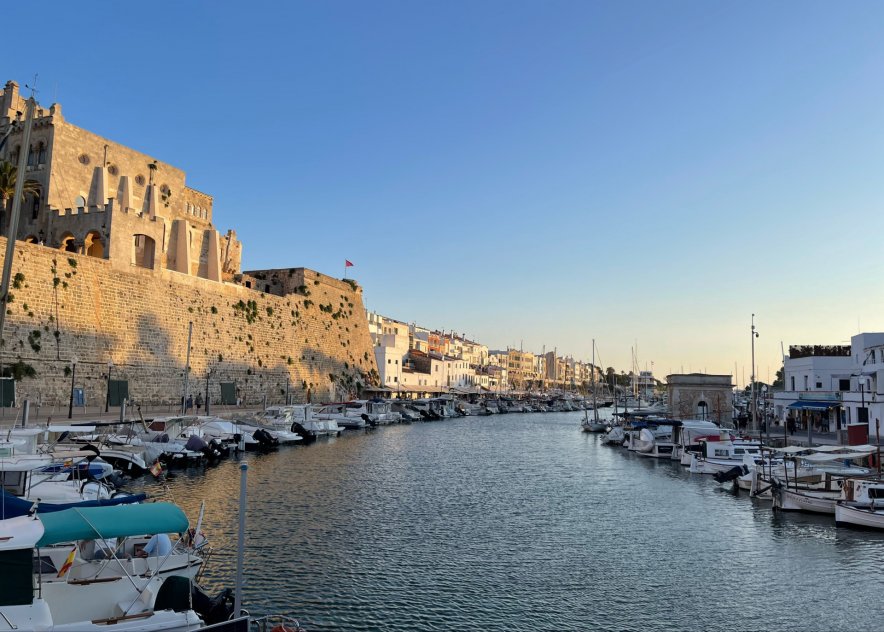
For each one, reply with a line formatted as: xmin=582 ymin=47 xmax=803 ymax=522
xmin=205 ymin=366 xmax=213 ymax=416
xmin=67 ymin=356 xmax=78 ymax=419
xmin=105 ymin=360 xmax=113 ymax=413
xmin=751 ymin=314 xmax=759 ymax=434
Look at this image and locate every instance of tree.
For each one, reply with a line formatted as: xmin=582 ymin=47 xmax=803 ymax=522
xmin=0 ymin=160 xmax=41 ymax=218
xmin=772 ymin=367 xmax=784 ymax=389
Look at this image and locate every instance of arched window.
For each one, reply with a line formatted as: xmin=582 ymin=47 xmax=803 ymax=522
xmin=59 ymin=233 xmax=76 ymax=253
xmin=84 ymin=231 xmax=104 ymax=258
xmin=37 ymin=142 xmax=46 ymax=165
xmin=697 ymin=400 xmax=709 ymax=420
xmin=26 ymin=145 xmax=35 ymax=167
xmin=75 ymin=195 xmax=86 ymax=209
xmin=30 ymin=194 xmax=39 ymax=220
xmin=133 ymin=234 xmax=155 ymax=269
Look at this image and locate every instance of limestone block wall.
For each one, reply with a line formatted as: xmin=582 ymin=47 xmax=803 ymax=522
xmin=0 ymin=237 xmax=378 ymax=408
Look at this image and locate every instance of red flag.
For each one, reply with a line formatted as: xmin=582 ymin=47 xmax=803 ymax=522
xmin=345 ymin=260 xmax=354 ymax=267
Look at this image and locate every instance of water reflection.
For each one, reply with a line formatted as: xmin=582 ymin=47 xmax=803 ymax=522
xmin=132 ymin=411 xmax=884 ymax=631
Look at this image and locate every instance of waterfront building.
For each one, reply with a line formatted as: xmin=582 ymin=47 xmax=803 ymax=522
xmin=770 ymin=333 xmax=884 ymax=441
xmin=0 ymin=80 xmax=242 ymax=282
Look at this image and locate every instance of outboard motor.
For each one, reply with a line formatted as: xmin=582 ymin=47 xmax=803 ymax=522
xmin=361 ymin=413 xmax=378 ymax=428
xmin=155 ymin=577 xmax=234 ymax=626
xmin=291 ymin=421 xmax=316 ymax=443
xmin=713 ymin=465 xmax=749 ymax=484
xmin=185 ymin=435 xmax=208 ymax=453
xmin=252 ymin=428 xmax=279 ymax=451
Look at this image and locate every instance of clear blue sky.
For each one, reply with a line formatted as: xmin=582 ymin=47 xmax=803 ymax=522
xmin=6 ymin=1 xmax=884 ymax=381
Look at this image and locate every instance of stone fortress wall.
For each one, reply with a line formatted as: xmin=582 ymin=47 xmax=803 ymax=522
xmin=0 ymin=237 xmax=379 ymax=408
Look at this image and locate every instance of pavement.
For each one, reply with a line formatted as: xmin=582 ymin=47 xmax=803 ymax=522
xmin=0 ymin=402 xmax=266 ymax=427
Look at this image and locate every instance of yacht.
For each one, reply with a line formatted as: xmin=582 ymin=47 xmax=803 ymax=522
xmin=0 ymin=502 xmax=236 ymax=630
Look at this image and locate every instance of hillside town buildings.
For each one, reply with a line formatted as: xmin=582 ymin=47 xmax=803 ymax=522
xmin=367 ymin=311 xmax=604 ymax=398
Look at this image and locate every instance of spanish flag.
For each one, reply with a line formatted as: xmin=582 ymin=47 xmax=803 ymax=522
xmin=57 ymin=546 xmax=76 ymax=578
xmin=150 ymin=461 xmax=164 ymax=478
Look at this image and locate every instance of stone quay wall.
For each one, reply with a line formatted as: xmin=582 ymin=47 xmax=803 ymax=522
xmin=0 ymin=237 xmax=378 ymax=408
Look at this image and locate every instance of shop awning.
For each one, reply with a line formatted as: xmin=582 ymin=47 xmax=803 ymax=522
xmin=787 ymin=401 xmax=840 ymax=411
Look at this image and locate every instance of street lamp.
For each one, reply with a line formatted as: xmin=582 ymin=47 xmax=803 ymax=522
xmin=105 ymin=360 xmax=113 ymax=413
xmin=751 ymin=314 xmax=759 ymax=433
xmin=67 ymin=356 xmax=78 ymax=419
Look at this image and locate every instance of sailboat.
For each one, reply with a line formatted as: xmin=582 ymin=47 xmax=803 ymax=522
xmin=581 ymin=340 xmax=607 ymax=433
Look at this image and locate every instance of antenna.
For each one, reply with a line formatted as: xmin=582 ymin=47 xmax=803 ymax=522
xmin=24 ymin=74 xmax=39 ymax=98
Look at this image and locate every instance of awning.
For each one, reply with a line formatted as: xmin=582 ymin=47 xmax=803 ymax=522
xmin=787 ymin=401 xmax=840 ymax=411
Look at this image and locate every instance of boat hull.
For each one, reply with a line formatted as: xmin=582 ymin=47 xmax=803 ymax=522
xmin=835 ymin=503 xmax=884 ymax=529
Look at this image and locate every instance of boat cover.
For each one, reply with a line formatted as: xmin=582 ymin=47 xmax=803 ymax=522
xmin=36 ymin=502 xmax=187 ymax=546
xmin=0 ymin=489 xmax=147 ymax=520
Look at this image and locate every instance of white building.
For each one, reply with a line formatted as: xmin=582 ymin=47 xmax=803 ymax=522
xmin=771 ymin=333 xmax=884 ymax=441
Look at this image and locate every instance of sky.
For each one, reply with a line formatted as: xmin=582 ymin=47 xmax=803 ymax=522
xmin=5 ymin=1 xmax=884 ymax=384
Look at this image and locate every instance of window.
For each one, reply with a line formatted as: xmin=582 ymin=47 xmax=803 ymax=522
xmin=31 ymin=195 xmax=39 ymax=220
xmin=840 ymin=379 xmax=850 ymax=391
xmin=37 ymin=142 xmax=46 ymax=164
xmin=816 ymin=382 xmax=822 ymax=389
xmin=804 ymin=376 xmax=808 ymax=390
xmin=26 ymin=145 xmax=35 ymax=167
xmin=791 ymin=376 xmax=795 ymax=391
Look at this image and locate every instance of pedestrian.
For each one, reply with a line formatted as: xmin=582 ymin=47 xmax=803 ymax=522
xmin=196 ymin=392 xmax=203 ymax=413
xmin=787 ymin=416 xmax=795 ymax=435
xmin=186 ymin=394 xmax=193 ymax=412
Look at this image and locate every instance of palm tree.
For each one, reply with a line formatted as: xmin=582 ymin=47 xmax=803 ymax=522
xmin=0 ymin=160 xmax=41 ymax=220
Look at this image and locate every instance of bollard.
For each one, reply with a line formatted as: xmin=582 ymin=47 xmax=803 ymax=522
xmin=234 ymin=463 xmax=248 ymax=618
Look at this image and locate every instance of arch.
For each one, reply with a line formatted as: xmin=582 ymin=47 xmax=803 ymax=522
xmin=23 ymin=235 xmax=38 ymax=244
xmin=133 ymin=234 xmax=155 ymax=269
xmin=74 ymin=195 xmax=86 ymax=208
xmin=697 ymin=400 xmax=709 ymax=420
xmin=84 ymin=231 xmax=104 ymax=258
xmin=59 ymin=233 xmax=76 ymax=252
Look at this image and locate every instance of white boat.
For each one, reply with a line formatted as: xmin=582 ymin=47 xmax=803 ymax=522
xmin=688 ymin=438 xmax=763 ymax=474
xmin=634 ymin=424 xmax=676 ymax=458
xmin=601 ymin=425 xmax=625 ymax=446
xmin=674 ymin=421 xmax=728 ymax=464
xmin=834 ymin=478 xmax=884 ymax=528
xmin=0 ymin=502 xmax=232 ymax=631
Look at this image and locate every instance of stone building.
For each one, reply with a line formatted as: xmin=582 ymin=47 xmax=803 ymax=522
xmin=0 ymin=80 xmax=242 ymax=282
xmin=667 ymin=373 xmax=733 ymax=423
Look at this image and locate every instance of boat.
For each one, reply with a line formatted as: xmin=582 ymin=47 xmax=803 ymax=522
xmin=634 ymin=422 xmax=678 ymax=458
xmin=581 ymin=341 xmax=608 ymax=433
xmin=0 ymin=502 xmax=237 ymax=630
xmin=688 ymin=436 xmax=763 ymax=474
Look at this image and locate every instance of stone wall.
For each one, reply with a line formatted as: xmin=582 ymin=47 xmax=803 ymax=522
xmin=0 ymin=237 xmax=378 ymax=408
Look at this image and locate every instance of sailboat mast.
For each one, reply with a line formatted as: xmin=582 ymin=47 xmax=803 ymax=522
xmin=592 ymin=340 xmax=599 ymax=422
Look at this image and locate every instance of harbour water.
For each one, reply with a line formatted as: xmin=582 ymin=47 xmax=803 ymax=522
xmin=137 ymin=412 xmax=884 ymax=631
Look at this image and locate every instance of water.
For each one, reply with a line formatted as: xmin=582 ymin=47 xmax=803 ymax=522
xmin=135 ymin=412 xmax=884 ymax=631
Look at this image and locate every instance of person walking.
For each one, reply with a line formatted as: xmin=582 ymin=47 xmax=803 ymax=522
xmin=186 ymin=394 xmax=193 ymax=413
xmin=196 ymin=392 xmax=203 ymax=413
